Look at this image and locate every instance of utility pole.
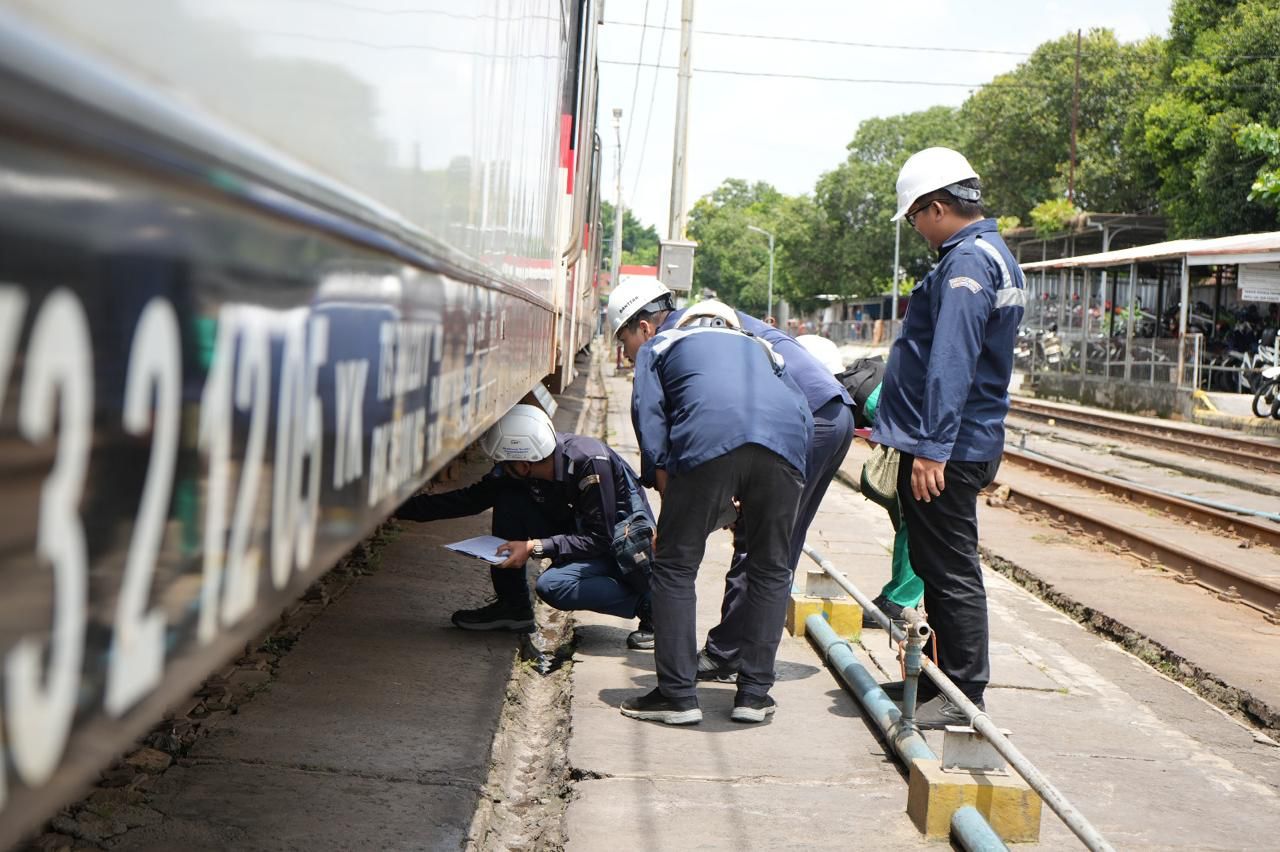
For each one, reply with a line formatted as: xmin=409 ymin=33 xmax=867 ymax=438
xmin=1068 ymin=28 xmax=1081 ymax=205
xmin=891 ymin=218 xmax=901 ymax=330
xmin=747 ymin=225 xmax=775 ymax=320
xmin=610 ymin=108 xmax=624 ymax=297
xmin=667 ymin=0 xmax=695 ymax=241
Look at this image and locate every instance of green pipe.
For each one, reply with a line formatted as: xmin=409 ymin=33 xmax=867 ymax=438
xmin=952 ymin=806 xmax=1010 ymax=852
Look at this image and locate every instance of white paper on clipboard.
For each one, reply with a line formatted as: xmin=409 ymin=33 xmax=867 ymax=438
xmin=444 ymin=535 xmax=509 ymax=564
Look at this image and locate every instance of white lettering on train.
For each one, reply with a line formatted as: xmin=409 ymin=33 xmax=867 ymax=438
xmin=333 ymin=359 xmax=369 ymax=489
xmin=5 ymin=290 xmax=91 ymax=788
xmin=105 ymin=297 xmax=182 ymax=717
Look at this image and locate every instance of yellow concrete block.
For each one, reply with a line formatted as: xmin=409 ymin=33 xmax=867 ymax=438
xmin=907 ymin=758 xmax=1042 ymax=842
xmin=785 ymin=594 xmax=862 ymax=640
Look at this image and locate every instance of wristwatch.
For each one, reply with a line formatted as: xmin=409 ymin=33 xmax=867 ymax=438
xmin=530 ymin=540 xmax=546 ymax=559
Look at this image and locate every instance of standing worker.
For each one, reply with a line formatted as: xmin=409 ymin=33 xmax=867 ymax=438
xmin=607 ymin=289 xmax=812 ymax=725
xmin=872 ymin=147 xmax=1025 ymax=728
xmin=394 ymin=404 xmax=656 ymax=648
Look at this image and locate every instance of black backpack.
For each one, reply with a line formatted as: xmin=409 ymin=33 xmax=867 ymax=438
xmin=835 ymin=356 xmax=885 ymax=429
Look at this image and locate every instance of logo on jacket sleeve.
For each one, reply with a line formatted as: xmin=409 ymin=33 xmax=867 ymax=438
xmin=948 ymin=276 xmax=983 ymax=294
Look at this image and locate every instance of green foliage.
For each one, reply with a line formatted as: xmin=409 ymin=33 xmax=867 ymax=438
xmin=961 ymin=29 xmax=1162 ymax=221
xmin=1028 ymin=198 xmax=1082 ymax=238
xmin=600 ymin=200 xmax=661 ymax=267
xmin=996 ymin=215 xmax=1022 ymax=234
xmin=686 ymin=179 xmax=790 ymax=314
xmin=1140 ymin=0 xmax=1280 ymax=235
xmin=813 ymin=106 xmax=965 ymax=297
xmin=1237 ymin=123 xmax=1280 ymax=206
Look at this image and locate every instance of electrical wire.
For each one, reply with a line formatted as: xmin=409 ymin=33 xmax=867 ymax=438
xmin=627 ymin=0 xmax=673 ymax=208
xmin=603 ymin=19 xmax=1280 ymax=62
xmin=599 ymin=58 xmax=1276 ymax=91
xmin=621 ymin=0 xmax=652 ymax=170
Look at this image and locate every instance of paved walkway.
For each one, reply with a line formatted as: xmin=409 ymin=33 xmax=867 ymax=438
xmin=566 ymin=359 xmax=1280 ymax=850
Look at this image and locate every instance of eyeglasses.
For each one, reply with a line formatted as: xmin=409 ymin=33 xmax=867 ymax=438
xmin=905 ymin=199 xmax=935 ymax=228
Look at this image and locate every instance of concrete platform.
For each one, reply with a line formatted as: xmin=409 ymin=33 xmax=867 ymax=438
xmin=572 ymin=360 xmax=1280 ymax=850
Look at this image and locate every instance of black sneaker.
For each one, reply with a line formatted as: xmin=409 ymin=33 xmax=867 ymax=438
xmin=862 ymin=595 xmax=905 ymax=629
xmin=730 ymin=692 xmax=777 ymax=723
xmin=620 ymin=688 xmax=702 ymax=725
xmin=909 ymin=695 xmax=983 ymax=730
xmin=451 ymin=597 xmax=534 ymax=631
xmin=695 ymin=648 xmax=739 ymax=683
xmin=626 ymin=621 xmax=655 ymax=650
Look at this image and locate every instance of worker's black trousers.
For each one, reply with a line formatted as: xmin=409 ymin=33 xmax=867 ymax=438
xmin=651 ymin=444 xmax=803 ymax=699
xmin=896 ymin=453 xmax=1000 ymax=704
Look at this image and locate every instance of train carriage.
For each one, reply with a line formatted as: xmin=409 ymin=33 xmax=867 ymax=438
xmin=0 ymin=1 xmax=604 ymax=844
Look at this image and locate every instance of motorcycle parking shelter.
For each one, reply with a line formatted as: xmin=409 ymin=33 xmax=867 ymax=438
xmin=1019 ymin=231 xmax=1280 ymax=392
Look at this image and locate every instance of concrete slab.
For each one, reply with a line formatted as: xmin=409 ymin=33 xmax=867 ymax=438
xmin=117 ymin=762 xmax=474 ymax=852
xmin=189 ymin=519 xmax=514 ymax=783
xmin=565 ymin=777 xmax=918 ymax=852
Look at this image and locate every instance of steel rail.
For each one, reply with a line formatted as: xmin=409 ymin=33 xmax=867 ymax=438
xmin=1000 ymin=447 xmax=1280 ymax=551
xmin=993 ymin=483 xmax=1280 ymax=615
xmin=1007 ymin=400 xmax=1280 ymax=475
xmin=802 ymin=545 xmax=1117 ymax=852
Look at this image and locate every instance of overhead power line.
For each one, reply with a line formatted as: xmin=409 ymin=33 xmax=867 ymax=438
xmin=605 ymin=20 xmax=1032 ymax=56
xmin=627 ymin=0 xmax=673 ymax=208
xmin=599 ymin=58 xmax=1276 ymax=91
xmin=621 ymin=0 xmax=653 ymax=170
xmin=603 ymin=20 xmax=1280 ymax=62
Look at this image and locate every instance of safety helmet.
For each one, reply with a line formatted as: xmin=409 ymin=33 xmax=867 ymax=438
xmin=795 ymin=334 xmax=844 ymax=375
xmin=891 ymin=147 xmax=981 ymax=222
xmin=479 ymin=404 xmax=557 ymax=462
xmin=675 ymin=299 xmax=740 ymax=330
xmin=607 ymin=277 xmax=674 ymax=338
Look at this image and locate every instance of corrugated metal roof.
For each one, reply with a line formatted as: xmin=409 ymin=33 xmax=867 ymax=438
xmin=1020 ymin=231 xmax=1280 ymax=271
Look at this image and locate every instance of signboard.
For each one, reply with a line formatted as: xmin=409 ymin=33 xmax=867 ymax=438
xmin=1239 ymin=262 xmax=1280 ymax=303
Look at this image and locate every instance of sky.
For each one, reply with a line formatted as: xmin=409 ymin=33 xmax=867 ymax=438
xmin=598 ymin=0 xmax=1174 ymax=238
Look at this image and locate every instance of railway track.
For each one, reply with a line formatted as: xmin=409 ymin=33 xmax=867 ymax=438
xmin=992 ymin=447 xmax=1280 ymax=619
xmin=1008 ymin=399 xmax=1280 ymax=475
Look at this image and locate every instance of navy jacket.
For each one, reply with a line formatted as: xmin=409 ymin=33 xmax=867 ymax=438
xmin=394 ymin=433 xmax=653 ymax=565
xmin=631 ymin=325 xmax=813 ymax=485
xmin=662 ymin=310 xmax=852 ymax=414
xmin=872 ymin=218 xmax=1025 ymax=462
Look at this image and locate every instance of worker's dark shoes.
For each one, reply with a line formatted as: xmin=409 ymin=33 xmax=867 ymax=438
xmin=450 ymin=598 xmax=534 ymax=631
xmin=695 ymin=648 xmax=739 ymax=682
xmin=909 ymin=695 xmax=983 ymax=730
xmin=626 ymin=621 xmax=655 ymax=650
xmin=730 ymin=692 xmax=777 ymax=723
xmin=620 ymin=689 xmax=702 ymax=725
xmin=862 ymin=595 xmax=905 ymax=628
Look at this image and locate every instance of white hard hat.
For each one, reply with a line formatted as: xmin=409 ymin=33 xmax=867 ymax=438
xmin=606 ymin=277 xmax=674 ymax=338
xmin=675 ymin=299 xmax=740 ymax=330
xmin=795 ymin=334 xmax=845 ymax=375
xmin=480 ymin=404 xmax=557 ymax=462
xmin=892 ymin=147 xmax=980 ymax=222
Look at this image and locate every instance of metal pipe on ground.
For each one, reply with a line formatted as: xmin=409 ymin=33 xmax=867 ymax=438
xmin=801 ymin=544 xmax=1117 ymax=852
xmin=952 ymin=806 xmax=1010 ymax=852
xmin=804 ymin=614 xmax=933 ymax=765
xmin=805 ymin=614 xmax=1008 ymax=849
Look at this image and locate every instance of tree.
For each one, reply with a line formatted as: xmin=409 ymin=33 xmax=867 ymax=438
xmin=961 ymin=29 xmax=1162 ymax=221
xmin=686 ymin=179 xmax=797 ymax=314
xmin=1141 ymin=0 xmax=1280 ymax=235
xmin=812 ymin=106 xmax=964 ymax=297
xmin=600 ymin=201 xmax=661 ymax=267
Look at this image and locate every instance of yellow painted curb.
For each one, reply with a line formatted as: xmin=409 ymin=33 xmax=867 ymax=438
xmin=785 ymin=594 xmax=862 ymax=640
xmin=907 ymin=757 xmax=1042 ymax=842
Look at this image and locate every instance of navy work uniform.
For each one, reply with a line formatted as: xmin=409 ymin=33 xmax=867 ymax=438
xmin=631 ymin=324 xmax=812 ymax=705
xmin=655 ymin=310 xmax=856 ymax=675
xmin=395 ymin=433 xmax=654 ymax=624
xmin=872 ymin=217 xmax=1025 ymax=704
